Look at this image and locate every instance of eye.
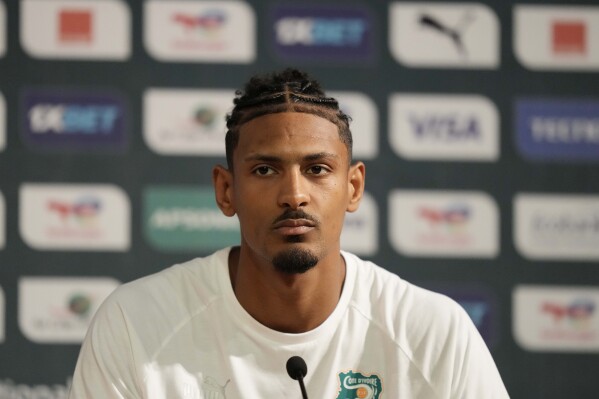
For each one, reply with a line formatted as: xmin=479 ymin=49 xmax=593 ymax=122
xmin=253 ymin=166 xmax=275 ymax=176
xmin=307 ymin=165 xmax=329 ymax=175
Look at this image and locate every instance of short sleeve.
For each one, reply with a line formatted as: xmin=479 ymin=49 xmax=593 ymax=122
xmin=69 ymin=291 xmax=144 ymax=399
xmin=449 ymin=305 xmax=510 ymax=399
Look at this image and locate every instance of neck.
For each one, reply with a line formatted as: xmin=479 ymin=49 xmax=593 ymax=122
xmin=228 ymin=246 xmax=346 ymax=333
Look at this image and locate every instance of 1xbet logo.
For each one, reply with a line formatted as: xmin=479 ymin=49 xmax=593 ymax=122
xmin=21 ymin=88 xmax=128 ymax=151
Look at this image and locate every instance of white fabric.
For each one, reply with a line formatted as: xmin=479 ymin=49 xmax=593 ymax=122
xmin=69 ymin=247 xmax=509 ymax=398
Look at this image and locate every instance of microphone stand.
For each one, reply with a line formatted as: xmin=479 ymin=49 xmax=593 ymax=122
xmin=297 ymin=373 xmax=308 ymax=399
xmin=286 ymin=356 xmax=310 ymax=399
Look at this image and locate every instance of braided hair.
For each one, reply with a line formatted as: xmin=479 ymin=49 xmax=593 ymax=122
xmin=225 ymin=68 xmax=352 ymax=169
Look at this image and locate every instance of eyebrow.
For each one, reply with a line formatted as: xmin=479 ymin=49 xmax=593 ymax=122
xmin=304 ymin=152 xmax=340 ymax=162
xmin=243 ymin=152 xmax=340 ymax=163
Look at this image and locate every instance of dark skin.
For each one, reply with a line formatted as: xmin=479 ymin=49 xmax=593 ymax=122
xmin=212 ymin=112 xmax=365 ymax=333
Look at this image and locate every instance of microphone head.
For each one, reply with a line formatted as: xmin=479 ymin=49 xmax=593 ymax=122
xmin=286 ymin=356 xmax=308 ymax=381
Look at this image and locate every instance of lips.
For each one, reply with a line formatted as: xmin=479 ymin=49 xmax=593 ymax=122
xmin=272 ymin=219 xmax=316 ymax=236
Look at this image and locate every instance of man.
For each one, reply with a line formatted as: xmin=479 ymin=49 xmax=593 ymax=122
xmin=69 ymin=68 xmax=509 ymax=398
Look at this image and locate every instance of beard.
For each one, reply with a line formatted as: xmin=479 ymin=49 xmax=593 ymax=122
xmin=272 ymin=246 xmax=319 ymax=274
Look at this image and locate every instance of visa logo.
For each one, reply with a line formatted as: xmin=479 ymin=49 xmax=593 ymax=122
xmin=409 ymin=115 xmax=481 ymax=140
xmin=29 ymin=104 xmax=119 ymax=134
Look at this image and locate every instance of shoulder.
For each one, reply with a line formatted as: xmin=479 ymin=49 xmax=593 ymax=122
xmin=344 ymin=252 xmax=473 ymax=347
xmin=344 ymin=253 xmax=508 ymax=397
xmin=96 ymin=248 xmax=231 ymax=330
xmin=70 ymin=250 xmax=232 ymax=397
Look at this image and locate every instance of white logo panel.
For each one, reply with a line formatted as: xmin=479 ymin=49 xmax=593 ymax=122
xmin=21 ymin=0 xmax=131 ymax=60
xmin=329 ymin=91 xmax=379 ymax=160
xmin=0 ymin=1 xmax=6 ymax=57
xmin=144 ymin=0 xmax=255 ymax=63
xmin=514 ymin=6 xmax=599 ymax=71
xmin=19 ymin=183 xmax=131 ymax=251
xmin=18 ymin=277 xmax=119 ymax=343
xmin=514 ymin=285 xmax=599 ymax=352
xmin=389 ymin=2 xmax=499 ymax=69
xmin=389 ymin=190 xmax=499 ymax=257
xmin=514 ymin=194 xmax=599 ymax=261
xmin=389 ymin=94 xmax=499 ymax=161
xmin=341 ymin=191 xmax=378 ymax=256
xmin=144 ymin=89 xmax=234 ymax=155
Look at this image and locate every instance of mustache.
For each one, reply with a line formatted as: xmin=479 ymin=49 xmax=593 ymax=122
xmin=272 ymin=209 xmax=320 ymax=226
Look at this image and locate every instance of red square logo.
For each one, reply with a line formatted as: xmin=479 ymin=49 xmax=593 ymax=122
xmin=552 ymin=21 xmax=586 ymax=55
xmin=59 ymin=10 xmax=92 ymax=43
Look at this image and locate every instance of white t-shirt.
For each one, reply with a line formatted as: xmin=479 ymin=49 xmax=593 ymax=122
xmin=69 ymin=247 xmax=509 ymax=399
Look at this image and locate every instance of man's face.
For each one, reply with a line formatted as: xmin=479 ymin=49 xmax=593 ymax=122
xmin=226 ymin=112 xmax=360 ymax=272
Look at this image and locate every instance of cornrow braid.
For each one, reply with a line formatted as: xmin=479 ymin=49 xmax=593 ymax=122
xmin=225 ymin=68 xmax=353 ymax=170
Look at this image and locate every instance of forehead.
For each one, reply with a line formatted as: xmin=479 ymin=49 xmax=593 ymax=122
xmin=236 ymin=112 xmax=345 ymax=158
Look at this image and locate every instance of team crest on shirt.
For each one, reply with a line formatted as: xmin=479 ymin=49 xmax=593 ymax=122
xmin=335 ymin=370 xmax=382 ymax=399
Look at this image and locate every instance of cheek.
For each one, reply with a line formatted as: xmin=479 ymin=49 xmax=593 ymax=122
xmin=323 ymin=180 xmax=350 ymax=207
xmin=321 ymin=177 xmax=345 ymax=197
xmin=322 ymin=199 xmax=348 ymax=231
xmin=233 ymin=183 xmax=260 ymax=208
xmin=234 ymin=191 xmax=270 ymax=226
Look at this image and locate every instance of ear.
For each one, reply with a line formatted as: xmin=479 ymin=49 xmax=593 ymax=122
xmin=346 ymin=161 xmax=365 ymax=213
xmin=212 ymin=165 xmax=236 ymax=217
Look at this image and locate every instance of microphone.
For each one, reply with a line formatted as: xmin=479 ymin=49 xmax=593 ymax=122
xmin=286 ymin=356 xmax=309 ymax=399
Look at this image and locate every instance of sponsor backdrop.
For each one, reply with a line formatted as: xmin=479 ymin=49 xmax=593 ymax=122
xmin=0 ymin=0 xmax=597 ymax=397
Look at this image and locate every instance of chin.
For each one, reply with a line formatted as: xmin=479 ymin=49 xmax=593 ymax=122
xmin=272 ymin=246 xmax=319 ymax=275
xmin=284 ymin=234 xmax=304 ymax=244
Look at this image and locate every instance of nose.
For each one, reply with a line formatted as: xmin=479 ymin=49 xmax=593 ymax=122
xmin=277 ymin=168 xmax=310 ymax=209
